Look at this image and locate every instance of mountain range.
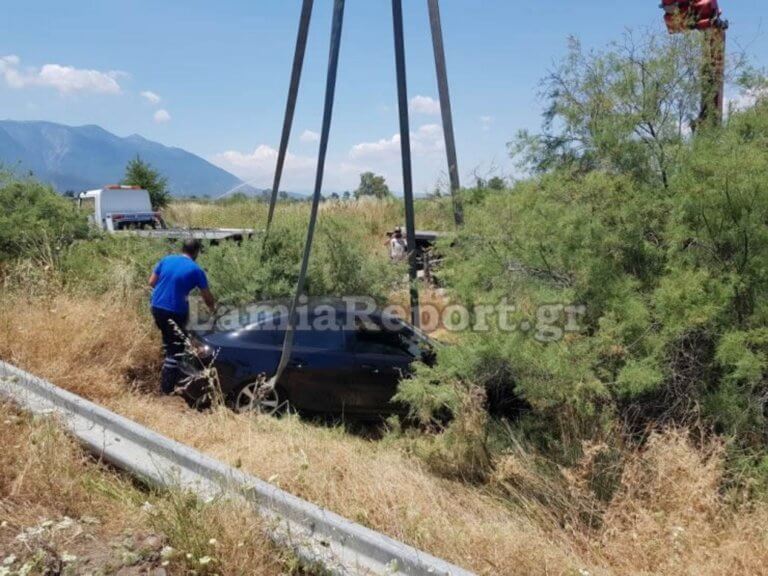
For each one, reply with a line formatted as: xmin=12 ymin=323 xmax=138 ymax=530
xmin=0 ymin=120 xmax=247 ymax=197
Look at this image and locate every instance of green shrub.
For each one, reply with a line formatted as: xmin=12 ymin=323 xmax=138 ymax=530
xmin=200 ymin=216 xmax=401 ymax=306
xmin=59 ymin=235 xmax=168 ymax=296
xmin=200 ymin=228 xmax=303 ymax=305
xmin=0 ymin=172 xmax=89 ymax=263
xmin=401 ymin=100 xmax=768 ymax=464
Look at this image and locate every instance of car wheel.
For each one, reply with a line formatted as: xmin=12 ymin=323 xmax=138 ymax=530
xmin=234 ymin=381 xmax=284 ymax=415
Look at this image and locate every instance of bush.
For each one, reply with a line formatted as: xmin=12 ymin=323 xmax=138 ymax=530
xmin=401 ymin=100 xmax=768 ymax=465
xmin=0 ymin=171 xmax=89 ymax=263
xmin=200 ymin=216 xmax=402 ymax=306
xmin=59 ymin=235 xmax=168 ymax=296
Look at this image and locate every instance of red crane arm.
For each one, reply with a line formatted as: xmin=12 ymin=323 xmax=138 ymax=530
xmin=659 ymin=0 xmax=728 ymax=125
xmin=661 ymin=0 xmax=728 ymax=33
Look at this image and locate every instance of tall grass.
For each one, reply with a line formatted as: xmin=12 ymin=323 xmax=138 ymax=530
xmin=164 ymin=196 xmax=456 ymax=237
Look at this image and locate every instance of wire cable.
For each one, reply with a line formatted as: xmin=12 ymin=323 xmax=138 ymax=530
xmin=269 ymin=0 xmax=346 ymax=387
xmin=392 ymin=0 xmax=421 ymax=327
xmin=263 ymin=0 xmax=315 ymax=250
xmin=427 ymin=0 xmax=464 ymax=227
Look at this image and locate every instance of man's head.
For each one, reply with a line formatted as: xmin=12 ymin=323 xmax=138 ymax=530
xmin=182 ymin=238 xmax=202 ymax=260
xmin=393 ymin=227 xmax=403 ymax=239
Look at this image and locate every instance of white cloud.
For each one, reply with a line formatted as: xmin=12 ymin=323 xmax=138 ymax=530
xmin=153 ymin=109 xmax=171 ymax=124
xmin=480 ymin=115 xmax=494 ymax=131
xmin=410 ymin=95 xmax=440 ymax=115
xmin=212 ymin=145 xmax=316 ymax=188
xmin=1 ymin=55 xmax=20 ymax=67
xmin=350 ymin=124 xmax=444 ymax=161
xmin=412 ymin=123 xmax=445 ymax=155
xmin=300 ymin=129 xmax=320 ymax=143
xmin=0 ymin=54 xmax=122 ymax=94
xmin=214 ymin=124 xmax=446 ymax=193
xmin=141 ymin=90 xmax=162 ymax=105
xmin=350 ymin=134 xmax=401 ymax=160
xmin=728 ymin=86 xmax=768 ymax=112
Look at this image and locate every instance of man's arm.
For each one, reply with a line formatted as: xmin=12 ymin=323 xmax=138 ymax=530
xmin=196 ymin=268 xmax=215 ymax=313
xmin=200 ymin=288 xmax=216 ymax=313
xmin=149 ymin=259 xmax=163 ymax=288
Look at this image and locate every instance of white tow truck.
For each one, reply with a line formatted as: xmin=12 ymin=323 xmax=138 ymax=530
xmin=78 ymin=185 xmax=254 ymax=243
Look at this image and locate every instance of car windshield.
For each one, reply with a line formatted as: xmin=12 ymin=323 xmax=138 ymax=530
xmin=205 ymin=304 xmax=436 ymax=352
xmin=208 ymin=304 xmax=289 ymax=333
xmin=380 ymin=313 xmax=435 ymax=347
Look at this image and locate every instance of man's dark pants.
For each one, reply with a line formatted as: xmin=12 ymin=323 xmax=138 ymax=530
xmin=152 ymin=307 xmax=189 ymax=394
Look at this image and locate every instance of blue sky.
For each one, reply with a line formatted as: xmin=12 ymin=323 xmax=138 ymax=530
xmin=1 ymin=1 xmax=767 ymax=194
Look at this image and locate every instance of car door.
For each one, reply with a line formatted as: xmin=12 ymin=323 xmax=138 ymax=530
xmin=280 ymin=325 xmax=355 ymax=414
xmin=348 ymin=322 xmax=414 ymax=415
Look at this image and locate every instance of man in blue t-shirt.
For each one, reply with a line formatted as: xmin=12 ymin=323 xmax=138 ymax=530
xmin=149 ymin=239 xmax=216 ymax=394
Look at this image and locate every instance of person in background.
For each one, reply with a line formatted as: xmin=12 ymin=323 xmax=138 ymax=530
xmin=149 ymin=239 xmax=215 ymax=395
xmin=388 ymin=227 xmax=407 ymax=261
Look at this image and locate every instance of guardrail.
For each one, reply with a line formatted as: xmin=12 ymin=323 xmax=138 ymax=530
xmin=0 ymin=360 xmax=475 ymax=576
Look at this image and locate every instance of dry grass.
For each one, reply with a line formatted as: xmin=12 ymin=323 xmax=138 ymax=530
xmin=2 ymin=293 xmax=768 ymax=575
xmin=0 ymin=403 xmax=296 ymax=575
xmin=0 ymin=291 xmax=157 ymax=402
xmin=0 ymin=294 xmax=587 ymax=575
xmin=593 ymin=430 xmax=768 ymax=575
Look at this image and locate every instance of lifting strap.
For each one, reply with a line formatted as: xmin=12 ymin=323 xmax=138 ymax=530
xmin=269 ymin=0 xmax=346 ymax=388
xmin=263 ymin=0 xmax=315 ymax=249
xmin=392 ymin=0 xmax=420 ymax=327
xmin=267 ymin=0 xmax=461 ymax=387
xmin=427 ymin=0 xmax=464 ymax=227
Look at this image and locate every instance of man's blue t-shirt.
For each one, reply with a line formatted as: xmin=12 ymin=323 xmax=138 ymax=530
xmin=150 ymin=255 xmax=208 ymax=316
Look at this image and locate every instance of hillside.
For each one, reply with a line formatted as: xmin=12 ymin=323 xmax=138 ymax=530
xmin=0 ymin=120 xmax=244 ymax=197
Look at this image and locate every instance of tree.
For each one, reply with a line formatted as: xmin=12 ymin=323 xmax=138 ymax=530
xmin=342 ymin=191 xmax=351 ymax=201
xmin=427 ymin=186 xmax=443 ymax=199
xmin=510 ymin=31 xmax=721 ymax=189
xmin=354 ymin=172 xmax=391 ymax=200
xmin=122 ymin=156 xmax=171 ymax=209
xmin=329 ymin=192 xmax=340 ymax=201
xmin=487 ymin=176 xmax=506 ymax=190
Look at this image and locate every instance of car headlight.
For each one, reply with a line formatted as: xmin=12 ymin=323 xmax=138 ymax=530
xmin=195 ymin=343 xmax=213 ymax=359
xmin=188 ymin=335 xmax=214 ymax=360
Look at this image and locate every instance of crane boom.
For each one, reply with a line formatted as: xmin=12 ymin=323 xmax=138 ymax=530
xmin=660 ymin=0 xmax=728 ymax=126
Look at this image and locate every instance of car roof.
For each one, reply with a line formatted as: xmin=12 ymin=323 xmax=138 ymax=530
xmin=231 ymin=298 xmax=389 ymax=315
xmin=211 ymin=299 xmax=417 ymax=333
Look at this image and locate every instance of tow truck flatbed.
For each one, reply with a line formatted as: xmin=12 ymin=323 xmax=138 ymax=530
xmin=125 ymin=228 xmax=255 ymax=242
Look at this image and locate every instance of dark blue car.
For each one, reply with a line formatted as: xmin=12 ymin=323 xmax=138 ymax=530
xmin=180 ymin=301 xmax=435 ymax=417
